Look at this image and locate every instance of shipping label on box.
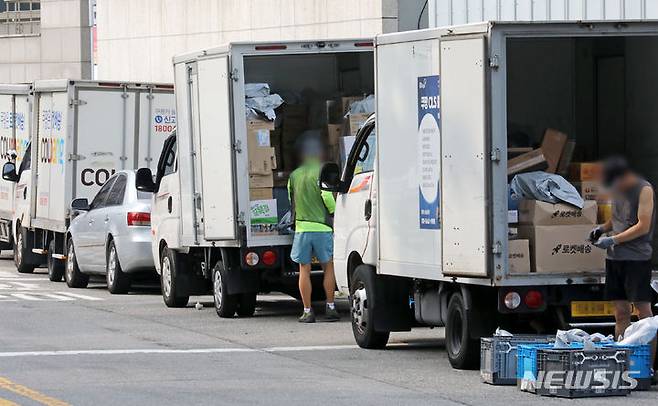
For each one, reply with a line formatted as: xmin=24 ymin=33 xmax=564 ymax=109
xmin=247 ymin=128 xmax=271 ymax=150
xmin=508 ymin=239 xmax=531 ymax=274
xmin=249 ymin=147 xmax=277 ymax=175
xmin=518 ymin=200 xmax=597 ymax=226
xmin=518 ymin=225 xmax=606 ymax=274
xmin=508 ymin=210 xmax=519 ymax=224
xmin=250 ymin=199 xmax=278 ymax=235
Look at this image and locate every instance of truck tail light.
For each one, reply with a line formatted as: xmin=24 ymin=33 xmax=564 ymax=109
xmin=524 ymin=290 xmax=544 ymax=309
xmin=127 ymin=212 xmax=151 ymax=226
xmin=261 ymin=250 xmax=277 ymax=266
xmin=503 ymin=291 xmax=521 ymax=310
xmin=244 ymin=252 xmax=259 ymax=266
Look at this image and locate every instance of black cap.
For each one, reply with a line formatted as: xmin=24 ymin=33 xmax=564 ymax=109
xmin=602 ymin=156 xmax=631 ymax=187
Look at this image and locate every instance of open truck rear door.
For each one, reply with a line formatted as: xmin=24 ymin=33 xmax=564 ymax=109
xmin=193 ymin=56 xmax=237 ymax=241
xmin=440 ymin=35 xmax=489 ymax=277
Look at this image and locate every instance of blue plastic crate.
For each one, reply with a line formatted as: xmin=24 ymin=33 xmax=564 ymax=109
xmin=480 ymin=335 xmax=554 ymax=385
xmin=601 ymin=343 xmax=652 ymax=391
xmin=517 ymin=343 xmax=553 ymax=388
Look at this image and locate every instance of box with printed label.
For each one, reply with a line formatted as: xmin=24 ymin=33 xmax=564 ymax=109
xmin=518 ymin=200 xmax=597 ymax=226
xmin=250 ymin=199 xmax=278 ymax=236
xmin=569 ymin=162 xmax=602 ymax=181
xmin=518 ymin=225 xmax=606 ymax=274
xmin=508 ymin=239 xmax=531 ymax=274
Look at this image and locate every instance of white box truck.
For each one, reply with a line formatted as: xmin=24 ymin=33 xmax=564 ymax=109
xmin=2 ymin=80 xmax=175 ymax=279
xmin=318 ymin=21 xmax=658 ymax=368
xmin=0 ymin=84 xmax=32 ymax=250
xmin=135 ymin=39 xmax=374 ymax=316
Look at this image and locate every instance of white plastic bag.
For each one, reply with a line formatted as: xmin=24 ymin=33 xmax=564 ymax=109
xmin=245 ymin=83 xmax=270 ymax=98
xmin=494 ymin=327 xmax=513 ymax=337
xmin=619 ymin=315 xmax=658 ymax=345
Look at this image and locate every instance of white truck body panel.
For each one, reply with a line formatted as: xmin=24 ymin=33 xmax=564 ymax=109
xmin=369 ymin=21 xmax=658 ymax=288
xmin=169 ymin=39 xmax=374 ymax=252
xmin=0 ymin=85 xmax=31 ymax=222
xmin=27 ymin=80 xmax=175 ymax=233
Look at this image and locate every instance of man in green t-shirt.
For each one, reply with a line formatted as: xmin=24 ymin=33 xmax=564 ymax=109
xmin=288 ymin=135 xmax=339 ymax=323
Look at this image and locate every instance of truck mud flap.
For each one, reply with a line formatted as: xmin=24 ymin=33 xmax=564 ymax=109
xmin=373 ymin=274 xmax=414 ymax=333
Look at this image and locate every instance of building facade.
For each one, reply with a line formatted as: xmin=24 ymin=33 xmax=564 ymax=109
xmin=0 ymin=0 xmax=93 ymax=82
xmin=96 ymin=0 xmax=428 ymax=83
xmin=428 ymin=0 xmax=658 ymax=27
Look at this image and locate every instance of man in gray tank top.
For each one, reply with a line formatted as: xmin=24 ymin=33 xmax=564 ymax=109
xmin=590 ymin=157 xmax=656 ymax=368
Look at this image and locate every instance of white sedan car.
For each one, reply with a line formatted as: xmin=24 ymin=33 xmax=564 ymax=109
xmin=66 ymin=170 xmax=154 ymax=294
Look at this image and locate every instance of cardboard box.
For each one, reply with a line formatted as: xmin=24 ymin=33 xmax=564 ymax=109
xmin=270 ymin=128 xmax=282 ymax=168
xmin=541 ymin=128 xmax=568 ymax=173
xmin=249 ymin=147 xmax=277 ymax=175
xmin=518 ymin=225 xmax=606 ymax=274
xmin=508 ymin=239 xmax=531 ymax=274
xmin=326 ymin=124 xmax=343 ymax=146
xmin=247 ymin=119 xmax=274 ymax=151
xmin=247 ymin=118 xmax=275 ymax=131
xmin=250 ymin=199 xmax=278 ymax=236
xmin=569 ymin=162 xmax=602 ymax=181
xmin=507 ymin=149 xmax=548 ymax=176
xmin=518 ymin=200 xmax=597 ymax=226
xmin=249 ymin=173 xmax=273 ymax=188
xmin=574 ymin=181 xmax=609 ymax=202
xmin=249 ymin=188 xmax=272 ymax=200
xmin=348 ymin=113 xmax=370 ymax=136
xmin=326 ymin=97 xmax=361 ymax=124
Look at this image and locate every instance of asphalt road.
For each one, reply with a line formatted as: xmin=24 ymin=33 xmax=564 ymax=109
xmin=0 ymin=255 xmax=655 ymax=405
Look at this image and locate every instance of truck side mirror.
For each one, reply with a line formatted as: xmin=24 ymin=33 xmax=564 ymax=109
xmin=70 ymin=198 xmax=90 ymax=211
xmin=2 ymin=162 xmax=18 ymax=183
xmin=135 ymin=168 xmax=156 ymax=193
xmin=319 ymin=162 xmax=345 ymax=193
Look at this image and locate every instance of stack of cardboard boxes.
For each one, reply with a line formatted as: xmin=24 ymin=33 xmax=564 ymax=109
xmin=325 ymin=96 xmax=371 ymax=166
xmin=513 ymin=200 xmax=605 ymax=273
xmin=568 ymin=162 xmax=611 ymax=223
xmin=247 ymin=118 xmax=279 ymax=236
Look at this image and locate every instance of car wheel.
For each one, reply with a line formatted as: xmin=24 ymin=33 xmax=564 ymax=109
xmin=106 ymin=240 xmax=131 ymax=294
xmin=47 ymin=239 xmax=65 ymax=282
xmin=445 ymin=292 xmax=479 ymax=370
xmin=160 ymin=247 xmax=189 ymax=308
xmin=237 ymin=292 xmax=257 ymax=317
xmin=65 ymin=241 xmax=89 ymax=288
xmin=350 ymin=265 xmax=389 ymax=349
xmin=212 ymin=261 xmax=239 ymax=318
xmin=14 ymin=226 xmax=35 ymax=274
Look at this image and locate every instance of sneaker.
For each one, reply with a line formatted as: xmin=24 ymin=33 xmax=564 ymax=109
xmin=298 ymin=310 xmax=316 ymax=323
xmin=324 ymin=305 xmax=340 ymax=322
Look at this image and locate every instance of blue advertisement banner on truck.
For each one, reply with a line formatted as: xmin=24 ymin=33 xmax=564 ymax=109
xmin=417 ymin=75 xmax=441 ymax=230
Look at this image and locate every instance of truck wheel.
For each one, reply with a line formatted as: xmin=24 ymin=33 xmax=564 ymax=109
xmin=47 ymin=239 xmax=65 ymax=282
xmin=65 ymin=242 xmax=89 ymax=288
xmin=14 ymin=227 xmax=35 ymax=274
xmin=237 ymin=292 xmax=257 ymax=317
xmin=106 ymin=241 xmax=131 ymax=294
xmin=212 ymin=261 xmax=239 ymax=318
xmin=160 ymin=247 xmax=189 ymax=308
xmin=445 ymin=292 xmax=479 ymax=369
xmin=350 ymin=265 xmax=389 ymax=349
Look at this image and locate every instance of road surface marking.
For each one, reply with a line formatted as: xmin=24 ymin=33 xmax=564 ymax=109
xmin=0 ymin=345 xmax=362 ymax=358
xmin=0 ymin=377 xmax=69 ymax=406
xmin=54 ymin=292 xmax=104 ymax=301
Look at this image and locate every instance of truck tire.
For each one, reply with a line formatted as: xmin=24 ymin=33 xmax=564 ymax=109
xmin=237 ymin=292 xmax=257 ymax=317
xmin=65 ymin=242 xmax=89 ymax=288
xmin=106 ymin=240 xmax=131 ymax=294
xmin=160 ymin=247 xmax=189 ymax=308
xmin=212 ymin=261 xmax=239 ymax=318
xmin=445 ymin=292 xmax=479 ymax=370
xmin=47 ymin=239 xmax=65 ymax=282
xmin=14 ymin=227 xmax=35 ymax=274
xmin=350 ymin=265 xmax=389 ymax=349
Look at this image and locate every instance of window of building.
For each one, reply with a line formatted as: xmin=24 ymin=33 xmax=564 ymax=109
xmin=1 ymin=1 xmax=41 ymax=37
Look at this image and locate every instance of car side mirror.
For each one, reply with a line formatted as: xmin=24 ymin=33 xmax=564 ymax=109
xmin=2 ymin=162 xmax=18 ymax=182
xmin=319 ymin=162 xmax=345 ymax=193
xmin=71 ymin=198 xmax=90 ymax=211
xmin=135 ymin=168 xmax=156 ymax=193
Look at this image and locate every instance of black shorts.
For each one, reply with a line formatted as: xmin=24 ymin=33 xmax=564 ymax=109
xmin=604 ymin=259 xmax=654 ymax=303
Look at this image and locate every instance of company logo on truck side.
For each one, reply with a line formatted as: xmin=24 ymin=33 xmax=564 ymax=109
xmin=417 ymin=76 xmax=441 ymax=230
xmin=40 ymin=137 xmax=65 ymax=165
xmin=154 ymin=108 xmax=176 ymax=134
xmin=81 ymin=168 xmax=116 ymax=187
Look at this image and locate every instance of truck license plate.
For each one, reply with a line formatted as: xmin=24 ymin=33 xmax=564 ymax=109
xmin=571 ymin=301 xmax=639 ymax=318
